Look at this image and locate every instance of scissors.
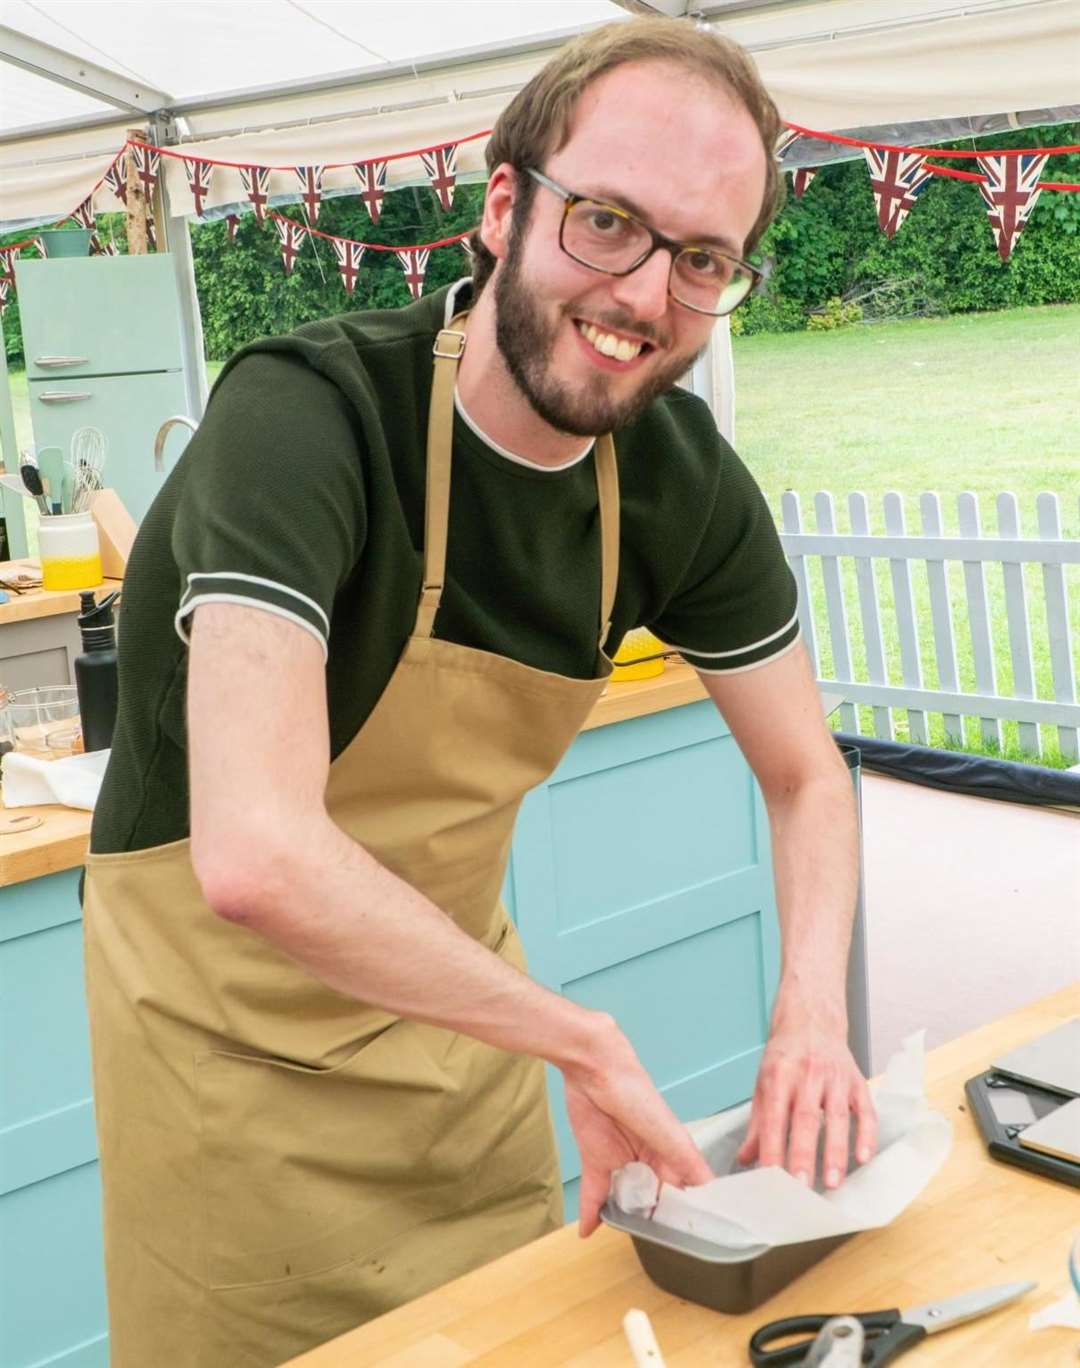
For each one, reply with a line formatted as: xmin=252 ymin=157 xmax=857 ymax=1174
xmin=748 ymin=1279 xmax=1035 ymax=1365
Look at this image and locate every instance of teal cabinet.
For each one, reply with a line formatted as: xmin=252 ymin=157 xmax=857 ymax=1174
xmin=0 ymin=870 xmax=108 ymax=1368
xmin=509 ymin=699 xmax=778 ymax=1217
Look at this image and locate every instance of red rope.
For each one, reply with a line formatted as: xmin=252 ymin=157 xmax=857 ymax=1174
xmin=783 ymin=120 xmax=1080 ymax=159
xmin=126 ymin=129 xmax=491 ymax=173
xmin=269 ymin=209 xmax=470 ymax=253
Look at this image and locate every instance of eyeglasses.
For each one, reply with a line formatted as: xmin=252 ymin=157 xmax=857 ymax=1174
xmin=525 ymin=168 xmax=767 ymax=317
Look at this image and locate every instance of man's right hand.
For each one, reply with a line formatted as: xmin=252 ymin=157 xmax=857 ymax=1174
xmin=561 ymin=1014 xmax=713 ymax=1236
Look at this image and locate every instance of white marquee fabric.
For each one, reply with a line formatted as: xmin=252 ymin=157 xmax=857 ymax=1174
xmin=1 ymin=0 xmax=1078 ymax=228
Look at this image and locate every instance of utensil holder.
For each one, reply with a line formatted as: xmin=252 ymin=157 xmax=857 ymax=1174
xmin=37 ymin=512 xmax=103 ymax=591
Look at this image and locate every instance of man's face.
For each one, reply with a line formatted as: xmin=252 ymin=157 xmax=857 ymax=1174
xmin=491 ymin=60 xmax=768 ymax=436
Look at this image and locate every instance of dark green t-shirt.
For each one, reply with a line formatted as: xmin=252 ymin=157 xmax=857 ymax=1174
xmin=91 ymin=281 xmax=798 ymax=854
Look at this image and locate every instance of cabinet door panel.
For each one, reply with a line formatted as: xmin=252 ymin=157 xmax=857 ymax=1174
xmin=30 ymin=370 xmax=190 ymax=523
xmin=16 ymin=256 xmax=185 ymax=379
xmin=510 ymin=700 xmax=779 ymax=1210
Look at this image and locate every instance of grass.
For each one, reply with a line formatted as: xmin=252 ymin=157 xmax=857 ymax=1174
xmin=732 ymin=303 xmax=1080 ymax=769
xmin=8 ymin=304 xmax=1079 ymax=767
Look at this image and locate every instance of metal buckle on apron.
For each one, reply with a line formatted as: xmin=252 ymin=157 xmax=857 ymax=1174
xmin=433 ymin=328 xmax=467 ymax=359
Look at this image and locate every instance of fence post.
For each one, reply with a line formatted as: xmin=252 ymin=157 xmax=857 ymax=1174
xmin=848 ymin=492 xmax=892 ymax=740
xmin=997 ymin=492 xmax=1041 ymax=758
xmin=957 ymin=492 xmax=1002 ymax=749
xmin=814 ymin=492 xmax=858 ymax=734
xmin=919 ymin=493 xmax=963 ymax=746
xmin=780 ymin=492 xmax=820 ymax=680
xmin=1037 ymin=492 xmax=1079 ymax=762
xmin=883 ymin=492 xmax=927 ymax=745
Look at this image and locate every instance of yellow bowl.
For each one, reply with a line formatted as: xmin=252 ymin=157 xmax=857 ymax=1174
xmin=611 ymin=628 xmax=666 ymax=682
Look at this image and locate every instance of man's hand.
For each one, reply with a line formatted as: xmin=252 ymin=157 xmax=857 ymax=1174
xmin=562 ymin=1015 xmax=713 ymax=1237
xmin=736 ymin=1006 xmax=877 ymax=1188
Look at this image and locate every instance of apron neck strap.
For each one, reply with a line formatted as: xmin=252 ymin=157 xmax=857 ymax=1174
xmin=415 ymin=311 xmax=620 ymax=649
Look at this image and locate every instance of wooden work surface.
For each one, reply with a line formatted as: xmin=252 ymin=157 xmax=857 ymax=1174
xmin=0 ymin=662 xmax=707 ymax=888
xmin=285 ymin=985 xmax=1080 ymax=1366
xmin=0 ymin=557 xmax=122 ymax=627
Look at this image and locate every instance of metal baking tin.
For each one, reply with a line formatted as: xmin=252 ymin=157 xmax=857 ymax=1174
xmin=601 ymin=1201 xmax=853 ymax=1314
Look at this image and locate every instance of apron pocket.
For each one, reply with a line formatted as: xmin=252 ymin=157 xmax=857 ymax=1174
xmin=196 ymin=1012 xmax=553 ymax=1289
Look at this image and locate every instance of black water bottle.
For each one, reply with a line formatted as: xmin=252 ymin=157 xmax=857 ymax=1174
xmin=74 ymin=589 xmax=120 ymax=752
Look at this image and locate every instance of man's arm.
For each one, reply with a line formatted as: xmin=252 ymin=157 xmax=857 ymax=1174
xmin=696 ymin=641 xmax=877 ymax=1187
xmin=187 ymin=602 xmax=712 ymax=1233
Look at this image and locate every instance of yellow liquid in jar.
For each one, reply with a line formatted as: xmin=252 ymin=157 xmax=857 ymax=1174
xmin=41 ymin=553 xmax=104 ymax=591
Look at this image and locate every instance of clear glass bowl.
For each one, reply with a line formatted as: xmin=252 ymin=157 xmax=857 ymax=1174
xmin=3 ymin=685 xmax=83 ymax=760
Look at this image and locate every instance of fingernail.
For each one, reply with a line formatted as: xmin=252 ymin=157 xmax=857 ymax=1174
xmin=826 ymin=1168 xmax=840 ymax=1188
xmin=857 ymin=1147 xmax=870 ymax=1163
xmin=796 ymin=1170 xmax=810 ymax=1186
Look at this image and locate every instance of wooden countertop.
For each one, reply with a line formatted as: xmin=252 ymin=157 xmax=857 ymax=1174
xmin=284 ymin=984 xmax=1080 ymax=1366
xmin=0 ymin=558 xmax=122 ymax=627
xmin=0 ymin=662 xmax=709 ymax=888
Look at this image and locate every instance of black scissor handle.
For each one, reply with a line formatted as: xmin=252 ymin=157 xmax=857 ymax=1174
xmin=749 ymin=1309 xmax=905 ymax=1365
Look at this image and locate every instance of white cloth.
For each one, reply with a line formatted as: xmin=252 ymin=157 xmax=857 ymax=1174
xmin=1 ymin=749 xmax=110 ymax=810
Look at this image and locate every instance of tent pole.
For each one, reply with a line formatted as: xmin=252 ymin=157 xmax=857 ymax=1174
xmin=151 ymin=116 xmax=208 ymax=421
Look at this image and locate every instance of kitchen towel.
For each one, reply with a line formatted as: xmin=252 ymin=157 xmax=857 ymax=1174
xmin=1 ymin=748 xmax=110 ymax=810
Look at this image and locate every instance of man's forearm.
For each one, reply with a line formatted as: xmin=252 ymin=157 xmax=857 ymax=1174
xmin=764 ymin=767 xmax=859 ymax=1028
xmin=197 ymin=813 xmax=604 ymax=1071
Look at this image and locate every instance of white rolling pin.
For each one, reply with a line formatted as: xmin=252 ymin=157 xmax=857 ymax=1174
xmin=622 ymin=1308 xmax=667 ymax=1366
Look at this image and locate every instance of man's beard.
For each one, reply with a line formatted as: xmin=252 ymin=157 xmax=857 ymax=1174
xmin=493 ymin=251 xmax=706 ymax=437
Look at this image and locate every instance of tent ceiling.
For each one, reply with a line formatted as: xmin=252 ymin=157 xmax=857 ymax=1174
xmin=0 ymin=0 xmax=1077 ymax=228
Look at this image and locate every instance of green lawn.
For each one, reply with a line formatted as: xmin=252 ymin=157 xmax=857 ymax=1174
xmin=732 ymin=304 xmax=1080 ymax=766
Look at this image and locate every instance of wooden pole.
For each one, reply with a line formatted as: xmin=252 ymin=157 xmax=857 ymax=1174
xmin=125 ymin=127 xmax=149 ymax=255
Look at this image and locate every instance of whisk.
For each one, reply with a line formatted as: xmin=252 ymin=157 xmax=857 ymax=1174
xmin=67 ymin=427 xmax=107 ymax=514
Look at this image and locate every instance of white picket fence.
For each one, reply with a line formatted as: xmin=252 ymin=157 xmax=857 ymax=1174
xmin=779 ymin=491 xmax=1080 ymax=761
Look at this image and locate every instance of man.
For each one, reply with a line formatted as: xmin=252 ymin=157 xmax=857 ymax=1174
xmin=83 ymin=16 xmax=875 ymax=1366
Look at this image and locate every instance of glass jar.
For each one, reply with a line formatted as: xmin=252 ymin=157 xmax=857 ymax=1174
xmin=37 ymin=511 xmax=103 ymax=591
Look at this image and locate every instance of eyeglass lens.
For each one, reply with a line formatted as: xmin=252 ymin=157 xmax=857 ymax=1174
xmin=562 ymin=199 xmax=753 ymax=315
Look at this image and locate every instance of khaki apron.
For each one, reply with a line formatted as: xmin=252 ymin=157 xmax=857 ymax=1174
xmin=82 ymin=315 xmax=620 ymax=1367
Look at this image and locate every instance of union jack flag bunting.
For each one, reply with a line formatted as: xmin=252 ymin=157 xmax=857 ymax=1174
xmin=240 ymin=165 xmax=272 ymax=222
xmin=226 ymin=214 xmax=239 ymax=244
xmin=0 ymin=277 xmax=9 ymax=312
xmin=185 ymin=158 xmax=215 ymax=216
xmin=104 ymin=156 xmax=128 ymax=205
xmin=294 ymin=166 xmax=324 ymax=223
xmin=274 ymin=218 xmax=307 ymax=275
xmin=70 ymin=196 xmax=95 ymax=230
xmin=863 ymin=148 xmax=932 ymax=237
xmin=775 ymin=129 xmax=800 ymax=163
xmin=976 ymin=153 xmax=1048 ymax=261
xmin=131 ymin=145 xmax=160 ymax=202
xmin=0 ymin=247 xmax=16 ymax=284
xmin=792 ymin=167 xmax=816 ymax=198
xmin=353 ymin=160 xmax=388 ymax=223
xmin=331 ymin=239 xmax=366 ymax=295
xmin=421 ymin=143 xmax=458 ymax=211
xmin=396 ymin=247 xmax=430 ymax=301
xmin=460 ymin=236 xmax=474 ymax=266
xmin=91 ymin=235 xmax=119 ymax=256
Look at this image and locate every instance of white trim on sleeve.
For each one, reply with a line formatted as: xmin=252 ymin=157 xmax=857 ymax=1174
xmin=181 ymin=571 xmax=330 ymax=634
xmin=691 ymin=632 xmax=801 ymax=676
xmin=657 ymin=607 xmax=800 ymax=661
xmin=175 ymin=595 xmax=329 ymax=661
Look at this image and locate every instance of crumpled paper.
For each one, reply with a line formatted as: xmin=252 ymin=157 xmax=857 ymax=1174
xmin=1 ymin=748 xmax=110 ymax=810
xmin=1028 ymin=1294 xmax=1080 ymax=1331
xmin=611 ymin=1032 xmax=951 ymax=1250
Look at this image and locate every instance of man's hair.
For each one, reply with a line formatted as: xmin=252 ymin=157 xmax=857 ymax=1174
xmin=468 ymin=15 xmax=785 ymax=294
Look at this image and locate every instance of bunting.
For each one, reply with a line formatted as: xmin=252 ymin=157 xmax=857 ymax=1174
xmin=976 ymin=153 xmax=1049 ymax=261
xmin=863 ymin=148 xmax=932 ymax=237
xmin=274 ymin=217 xmax=307 ymax=274
xmin=104 ymin=156 xmax=128 ymax=205
xmin=294 ymin=165 xmax=325 ymax=223
xmin=792 ymin=168 xmax=816 ymax=198
xmin=460 ymin=236 xmax=474 ymax=266
xmin=0 ymin=277 xmax=10 ymax=312
xmin=396 ymin=248 xmax=430 ymax=300
xmin=420 ymin=143 xmax=458 ymax=211
xmin=70 ymin=196 xmax=96 ymax=230
xmin=131 ymin=145 xmax=160 ymax=201
xmin=331 ymin=238 xmax=366 ymax=295
xmin=775 ymin=129 xmax=801 ymax=162
xmin=239 ymin=165 xmax=272 ymax=222
xmin=91 ymin=235 xmax=119 ymax=256
xmin=353 ymin=160 xmax=388 ymax=224
xmin=185 ymin=157 xmax=215 ymax=216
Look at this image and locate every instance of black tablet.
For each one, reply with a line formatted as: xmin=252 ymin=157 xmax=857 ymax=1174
xmin=965 ymin=1069 xmax=1080 ymax=1189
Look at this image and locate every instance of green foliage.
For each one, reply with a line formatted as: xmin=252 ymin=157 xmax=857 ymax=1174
xmin=805 ymin=296 xmax=863 ymax=330
xmin=739 ymin=120 xmax=1080 ymax=332
xmin=0 ymin=185 xmax=486 ymax=365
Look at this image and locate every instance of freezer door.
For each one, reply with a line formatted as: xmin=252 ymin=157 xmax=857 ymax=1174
xmin=29 ymin=370 xmax=191 ymax=523
xmin=16 ymin=255 xmax=185 ymax=380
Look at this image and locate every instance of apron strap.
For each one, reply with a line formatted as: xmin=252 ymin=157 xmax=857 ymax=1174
xmin=414 ymin=311 xmax=621 ymax=647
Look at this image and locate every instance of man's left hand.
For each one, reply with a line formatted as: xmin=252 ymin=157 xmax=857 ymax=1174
xmin=735 ymin=1011 xmax=877 ymax=1189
